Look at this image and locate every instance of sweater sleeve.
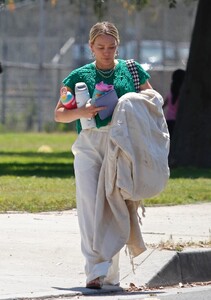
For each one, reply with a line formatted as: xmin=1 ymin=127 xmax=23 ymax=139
xmin=62 ymin=69 xmax=81 ymax=93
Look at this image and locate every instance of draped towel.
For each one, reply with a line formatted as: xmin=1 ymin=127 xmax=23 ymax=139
xmin=93 ymin=89 xmax=170 ymax=260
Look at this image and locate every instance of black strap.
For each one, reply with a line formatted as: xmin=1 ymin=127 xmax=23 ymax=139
xmin=126 ymin=59 xmax=140 ymax=93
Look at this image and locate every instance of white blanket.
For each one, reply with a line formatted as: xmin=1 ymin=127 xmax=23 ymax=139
xmin=93 ymin=89 xmax=170 ymax=260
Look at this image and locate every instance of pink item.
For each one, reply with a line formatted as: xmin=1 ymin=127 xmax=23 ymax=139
xmin=165 ymin=92 xmax=179 ymax=121
xmin=60 ymin=86 xmax=77 ymax=109
xmin=92 ymin=81 xmax=114 ymax=103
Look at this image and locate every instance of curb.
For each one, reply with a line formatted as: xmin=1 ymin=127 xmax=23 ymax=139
xmin=147 ymin=249 xmax=211 ymax=288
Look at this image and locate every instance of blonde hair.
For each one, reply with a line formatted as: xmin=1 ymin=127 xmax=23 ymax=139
xmin=89 ymin=22 xmax=120 ymax=45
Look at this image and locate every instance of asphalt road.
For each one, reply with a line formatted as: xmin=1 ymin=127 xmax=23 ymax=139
xmin=67 ymin=285 xmax=211 ymax=300
xmin=160 ymin=288 xmax=211 ymax=300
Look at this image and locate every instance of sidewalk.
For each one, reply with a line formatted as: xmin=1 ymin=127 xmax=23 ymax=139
xmin=0 ymin=203 xmax=211 ymax=300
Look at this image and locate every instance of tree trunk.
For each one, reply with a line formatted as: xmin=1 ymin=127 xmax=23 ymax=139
xmin=170 ymin=0 xmax=211 ymax=167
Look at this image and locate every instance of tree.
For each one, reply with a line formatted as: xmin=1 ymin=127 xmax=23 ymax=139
xmin=170 ymin=0 xmax=211 ymax=167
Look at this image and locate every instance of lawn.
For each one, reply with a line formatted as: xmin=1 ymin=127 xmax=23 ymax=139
xmin=0 ymin=132 xmax=211 ymax=212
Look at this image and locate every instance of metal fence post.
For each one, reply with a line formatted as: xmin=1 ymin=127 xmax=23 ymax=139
xmin=1 ymin=8 xmax=8 ymax=125
xmin=37 ymin=0 xmax=45 ymax=131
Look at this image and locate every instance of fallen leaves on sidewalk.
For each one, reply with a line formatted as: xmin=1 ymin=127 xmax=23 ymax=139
xmin=146 ymin=236 xmax=211 ymax=251
xmin=126 ymin=281 xmax=211 ymax=293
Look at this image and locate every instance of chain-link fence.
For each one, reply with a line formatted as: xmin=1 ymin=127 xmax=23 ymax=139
xmin=0 ymin=62 xmax=73 ymax=131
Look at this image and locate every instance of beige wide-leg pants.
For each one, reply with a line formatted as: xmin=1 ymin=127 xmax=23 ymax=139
xmin=72 ymin=126 xmax=120 ymax=285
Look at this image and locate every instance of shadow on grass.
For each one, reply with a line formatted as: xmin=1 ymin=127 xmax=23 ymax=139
xmin=0 ymin=151 xmax=74 ymax=158
xmin=170 ymin=167 xmax=211 ymax=179
xmin=0 ymin=162 xmax=75 ymax=177
xmin=1 ymin=152 xmax=211 ymax=179
xmin=0 ymin=151 xmax=74 ymax=178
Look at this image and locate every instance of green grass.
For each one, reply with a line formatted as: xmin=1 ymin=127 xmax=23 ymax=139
xmin=0 ymin=132 xmax=76 ymax=212
xmin=145 ymin=175 xmax=211 ymax=206
xmin=0 ymin=133 xmax=211 ymax=212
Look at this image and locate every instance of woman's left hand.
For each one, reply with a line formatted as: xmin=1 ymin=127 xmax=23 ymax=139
xmin=79 ymin=102 xmax=107 ymax=119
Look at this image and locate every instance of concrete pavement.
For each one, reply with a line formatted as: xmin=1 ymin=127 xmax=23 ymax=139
xmin=0 ymin=203 xmax=211 ymax=299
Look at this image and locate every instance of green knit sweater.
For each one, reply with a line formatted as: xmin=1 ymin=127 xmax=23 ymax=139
xmin=62 ymin=59 xmax=150 ymax=133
